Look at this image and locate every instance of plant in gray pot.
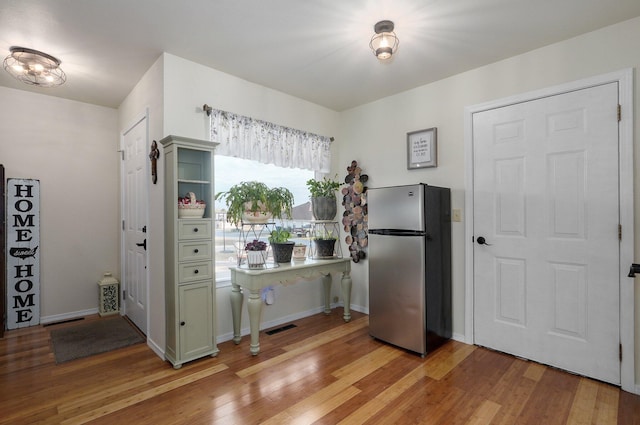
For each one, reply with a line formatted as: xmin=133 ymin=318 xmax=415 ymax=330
xmin=306 ymin=176 xmax=341 ymax=221
xmin=268 ymin=228 xmax=295 ymax=263
xmin=313 ymin=229 xmax=338 ymax=258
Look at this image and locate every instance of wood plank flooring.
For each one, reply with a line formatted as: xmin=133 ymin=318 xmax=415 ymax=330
xmin=1 ymin=310 xmax=639 ymax=424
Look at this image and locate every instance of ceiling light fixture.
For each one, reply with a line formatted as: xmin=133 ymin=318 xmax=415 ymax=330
xmin=369 ymin=20 xmax=399 ymax=61
xmin=3 ymin=46 xmax=66 ymax=87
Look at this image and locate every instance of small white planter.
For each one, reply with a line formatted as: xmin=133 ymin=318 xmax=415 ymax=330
xmin=292 ymin=244 xmax=307 ymax=261
xmin=246 ymin=250 xmax=266 ymax=268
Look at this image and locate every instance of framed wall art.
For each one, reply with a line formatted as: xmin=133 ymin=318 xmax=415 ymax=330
xmin=407 ymin=127 xmax=437 ymax=169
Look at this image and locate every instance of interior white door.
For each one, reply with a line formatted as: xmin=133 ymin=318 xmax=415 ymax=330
xmin=122 ymin=117 xmax=148 ymax=334
xmin=473 ymin=83 xmax=620 ymax=384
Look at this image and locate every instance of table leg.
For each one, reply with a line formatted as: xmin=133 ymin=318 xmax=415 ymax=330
xmin=230 ymin=281 xmax=243 ymax=345
xmin=247 ymin=289 xmax=263 ymax=355
xmin=322 ymin=273 xmax=332 ymax=315
xmin=341 ymin=270 xmax=352 ymax=322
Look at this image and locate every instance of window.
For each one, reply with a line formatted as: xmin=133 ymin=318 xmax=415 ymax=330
xmin=214 ymin=155 xmax=314 ymax=283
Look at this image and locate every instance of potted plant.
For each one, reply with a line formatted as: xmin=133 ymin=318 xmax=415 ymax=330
xmin=244 ymin=239 xmax=267 ymax=268
xmin=306 ymin=176 xmax=341 ymax=220
xmin=312 ymin=229 xmax=338 ymax=258
xmin=216 ymin=181 xmax=294 ymax=226
xmin=268 ymin=228 xmax=295 ymax=263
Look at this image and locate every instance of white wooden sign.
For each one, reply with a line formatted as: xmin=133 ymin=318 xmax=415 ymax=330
xmin=6 ymin=179 xmax=40 ymax=329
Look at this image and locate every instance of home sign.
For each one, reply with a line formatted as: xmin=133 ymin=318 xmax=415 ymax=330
xmin=6 ymin=179 xmax=40 ymax=329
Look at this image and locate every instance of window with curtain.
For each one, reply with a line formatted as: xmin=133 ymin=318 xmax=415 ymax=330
xmin=209 ymin=108 xmax=332 ymax=283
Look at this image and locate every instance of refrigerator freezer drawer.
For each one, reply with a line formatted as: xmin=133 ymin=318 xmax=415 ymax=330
xmin=367 ymin=184 xmax=425 ymax=232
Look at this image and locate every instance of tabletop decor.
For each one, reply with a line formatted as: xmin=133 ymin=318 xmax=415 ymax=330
xmin=216 ymin=181 xmax=293 ymax=226
xmin=178 ymin=192 xmax=206 ymax=218
xmin=306 ymin=175 xmax=341 ymax=220
xmin=245 ymin=239 xmax=267 ymax=269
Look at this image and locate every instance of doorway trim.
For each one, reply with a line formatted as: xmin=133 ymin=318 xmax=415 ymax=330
xmin=463 ymin=69 xmax=635 ymax=393
xmin=120 ymin=108 xmax=151 ymax=336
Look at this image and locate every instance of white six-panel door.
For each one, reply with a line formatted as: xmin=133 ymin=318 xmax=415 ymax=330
xmin=122 ymin=117 xmax=148 ymax=334
xmin=472 ymin=82 xmax=620 ymax=384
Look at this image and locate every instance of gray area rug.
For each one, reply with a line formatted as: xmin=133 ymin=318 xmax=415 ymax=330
xmin=50 ymin=316 xmax=144 ymax=363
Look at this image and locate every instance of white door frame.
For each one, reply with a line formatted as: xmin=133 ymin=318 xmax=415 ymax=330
xmin=463 ymin=69 xmax=635 ymax=393
xmin=120 ymin=109 xmax=151 ymax=335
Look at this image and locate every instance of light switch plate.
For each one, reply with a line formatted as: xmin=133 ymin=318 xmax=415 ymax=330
xmin=452 ymin=208 xmax=462 ymax=222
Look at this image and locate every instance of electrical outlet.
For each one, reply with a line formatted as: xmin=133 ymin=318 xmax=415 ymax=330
xmin=452 ymin=208 xmax=462 ymax=222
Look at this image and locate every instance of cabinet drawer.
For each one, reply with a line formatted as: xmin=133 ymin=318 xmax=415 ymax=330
xmin=178 ymin=220 xmax=211 ymax=240
xmin=178 ymin=261 xmax=213 ymax=283
xmin=178 ymin=241 xmax=212 ymax=262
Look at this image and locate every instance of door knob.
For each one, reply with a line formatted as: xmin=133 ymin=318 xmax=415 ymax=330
xmin=136 ymin=239 xmax=147 ymax=250
xmin=476 ymin=236 xmax=492 ymax=246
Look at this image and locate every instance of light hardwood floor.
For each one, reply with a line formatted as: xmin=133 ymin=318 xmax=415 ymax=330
xmin=1 ymin=309 xmax=639 ymax=424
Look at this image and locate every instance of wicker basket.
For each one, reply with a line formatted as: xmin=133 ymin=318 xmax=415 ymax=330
xmin=178 ymin=204 xmax=206 ymax=218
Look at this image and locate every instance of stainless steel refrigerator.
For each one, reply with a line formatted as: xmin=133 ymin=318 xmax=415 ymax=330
xmin=368 ymin=183 xmax=451 ymax=356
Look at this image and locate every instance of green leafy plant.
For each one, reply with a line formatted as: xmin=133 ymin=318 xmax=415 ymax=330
xmin=268 ymin=228 xmax=292 ymax=244
xmin=313 ymin=229 xmax=338 ymax=240
xmin=215 ymin=181 xmax=294 ymax=226
xmin=306 ymin=176 xmax=341 ymax=198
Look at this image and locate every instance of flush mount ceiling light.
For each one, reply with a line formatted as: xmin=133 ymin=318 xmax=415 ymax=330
xmin=369 ymin=20 xmax=399 ymax=61
xmin=3 ymin=46 xmax=66 ymax=87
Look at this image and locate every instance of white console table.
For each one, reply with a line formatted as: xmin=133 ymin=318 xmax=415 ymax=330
xmin=229 ymin=258 xmax=352 ymax=355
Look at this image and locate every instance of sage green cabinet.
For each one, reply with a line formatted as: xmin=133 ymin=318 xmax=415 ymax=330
xmin=160 ymin=135 xmax=219 ymax=369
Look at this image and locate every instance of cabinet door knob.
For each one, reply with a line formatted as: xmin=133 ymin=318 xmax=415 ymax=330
xmin=193 ymin=227 xmax=199 ymax=232
xmin=194 ymin=269 xmax=199 ymax=274
xmin=180 ymin=321 xmax=185 ymax=326
xmin=194 ymin=248 xmax=199 ymax=253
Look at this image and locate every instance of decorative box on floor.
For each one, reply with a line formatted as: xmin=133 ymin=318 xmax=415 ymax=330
xmin=98 ymin=272 xmax=120 ymax=316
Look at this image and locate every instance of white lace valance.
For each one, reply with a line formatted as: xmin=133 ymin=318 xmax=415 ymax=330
xmin=209 ymin=108 xmax=332 ymax=173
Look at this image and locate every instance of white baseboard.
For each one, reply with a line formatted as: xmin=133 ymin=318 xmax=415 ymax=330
xmin=146 ymin=337 xmax=165 ymax=360
xmin=452 ymin=332 xmax=466 ymax=343
xmin=40 ymin=308 xmax=100 ymax=324
xmin=217 ymin=302 xmax=365 ymax=343
xmin=217 ymin=305 xmax=323 ymax=343
xmin=349 ymin=303 xmax=368 ymax=315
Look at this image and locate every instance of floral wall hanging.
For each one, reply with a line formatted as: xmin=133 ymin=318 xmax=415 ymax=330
xmin=341 ymin=160 xmax=368 ymax=263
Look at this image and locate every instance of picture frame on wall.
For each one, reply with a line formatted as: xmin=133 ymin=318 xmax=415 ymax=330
xmin=407 ymin=127 xmax=437 ymax=169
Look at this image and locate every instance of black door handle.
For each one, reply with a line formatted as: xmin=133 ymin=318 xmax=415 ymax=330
xmin=136 ymin=239 xmax=147 ymax=251
xmin=476 ymin=236 xmax=492 ymax=246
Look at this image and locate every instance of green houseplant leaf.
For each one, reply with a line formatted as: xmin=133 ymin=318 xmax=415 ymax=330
xmin=215 ymin=181 xmax=294 ymax=226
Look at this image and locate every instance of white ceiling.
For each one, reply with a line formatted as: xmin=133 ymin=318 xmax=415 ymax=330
xmin=1 ymin=0 xmax=639 ymax=111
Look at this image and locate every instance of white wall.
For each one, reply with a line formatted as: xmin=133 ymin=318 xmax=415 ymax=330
xmin=337 ymin=16 xmax=640 ymax=383
xmin=162 ymin=54 xmax=339 ymax=141
xmin=0 ymin=87 xmax=119 ymax=321
xmin=118 ymin=56 xmax=165 ymax=352
xmin=161 ymin=53 xmax=344 ymax=344
xmin=118 ymin=53 xmax=343 ymax=352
